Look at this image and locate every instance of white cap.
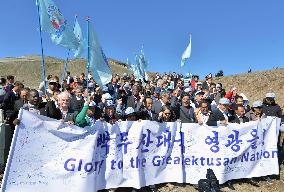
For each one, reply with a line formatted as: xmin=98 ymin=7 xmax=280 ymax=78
xmin=184 ymin=87 xmax=192 ymax=93
xmin=252 ymin=100 xmax=263 ymax=108
xmin=265 ymin=92 xmax=276 ymax=98
xmin=184 ymin=83 xmax=190 ymax=88
xmin=125 ymin=107 xmax=135 ymax=115
xmin=105 ymin=99 xmax=114 ymax=107
xmin=103 ymin=93 xmax=112 ymax=100
xmin=195 ymin=90 xmax=205 ymax=96
xmin=89 ymin=101 xmax=96 ymax=107
xmin=197 ymin=82 xmax=202 ymax=85
xmin=239 ymin=93 xmax=249 ymax=101
xmin=219 ymin=98 xmax=230 ymax=105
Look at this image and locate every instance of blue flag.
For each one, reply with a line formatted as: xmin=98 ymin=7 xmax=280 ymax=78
xmin=37 ymin=0 xmax=80 ymax=52
xmin=88 ymin=23 xmax=112 ymax=87
xmin=133 ymin=54 xmax=144 ymax=81
xmin=138 ymin=48 xmax=148 ymax=80
xmin=73 ymin=16 xmax=85 ymax=58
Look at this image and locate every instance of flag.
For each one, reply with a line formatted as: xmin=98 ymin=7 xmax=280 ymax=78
xmin=126 ymin=58 xmax=133 ymax=75
xmin=88 ymin=23 xmax=112 ymax=87
xmin=181 ymin=34 xmax=192 ymax=67
xmin=133 ymin=54 xmax=144 ymax=81
xmin=138 ymin=48 xmax=148 ymax=81
xmin=37 ymin=0 xmax=80 ymax=52
xmin=73 ymin=16 xmax=85 ymax=58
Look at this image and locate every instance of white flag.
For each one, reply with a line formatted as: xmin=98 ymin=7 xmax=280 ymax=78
xmin=181 ymin=34 xmax=192 ymax=67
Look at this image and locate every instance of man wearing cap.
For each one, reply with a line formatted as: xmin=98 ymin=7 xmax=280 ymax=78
xmin=207 ymin=98 xmax=231 ymax=126
xmin=123 ymin=107 xmax=137 ymax=121
xmin=250 ymin=100 xmax=266 ymax=121
xmin=262 ymin=92 xmax=282 ymax=118
xmin=195 ymin=81 xmax=203 ymax=92
xmin=191 ymin=90 xmax=205 ymax=109
xmin=103 ymin=102 xmax=118 ymax=125
xmin=202 ymin=73 xmax=213 ymax=90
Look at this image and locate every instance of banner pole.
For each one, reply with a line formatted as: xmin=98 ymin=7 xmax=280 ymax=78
xmin=36 ymin=0 xmax=47 ymax=95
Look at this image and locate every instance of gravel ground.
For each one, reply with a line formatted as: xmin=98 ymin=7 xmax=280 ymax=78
xmin=1 ymin=165 xmax=284 ymax=191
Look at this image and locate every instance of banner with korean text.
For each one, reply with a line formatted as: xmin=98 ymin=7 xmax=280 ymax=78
xmin=1 ymin=110 xmax=280 ymax=191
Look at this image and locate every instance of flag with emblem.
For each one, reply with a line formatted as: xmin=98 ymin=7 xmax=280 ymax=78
xmin=37 ymin=0 xmax=80 ymax=52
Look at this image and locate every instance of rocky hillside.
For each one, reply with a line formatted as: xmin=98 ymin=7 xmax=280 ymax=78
xmin=0 ymin=55 xmax=128 ymax=88
xmin=214 ymin=68 xmax=284 ymax=110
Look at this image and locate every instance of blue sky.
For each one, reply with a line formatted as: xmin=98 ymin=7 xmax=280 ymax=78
xmin=0 ymin=0 xmax=284 ymax=78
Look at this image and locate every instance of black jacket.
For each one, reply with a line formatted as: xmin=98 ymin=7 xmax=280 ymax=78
xmin=207 ymin=109 xmax=226 ymax=126
xmin=137 ymin=107 xmax=158 ymax=121
xmin=2 ymin=91 xmax=19 ymax=119
xmin=263 ymin=104 xmax=282 ymax=118
xmin=14 ymin=99 xmax=25 ymax=112
xmin=229 ymin=115 xmax=250 ymax=124
xmin=68 ymin=96 xmax=84 ymax=112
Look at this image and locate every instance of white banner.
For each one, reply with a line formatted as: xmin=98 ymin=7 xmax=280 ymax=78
xmin=1 ymin=110 xmax=280 ymax=191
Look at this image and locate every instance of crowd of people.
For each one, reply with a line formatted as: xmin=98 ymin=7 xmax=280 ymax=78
xmin=0 ymin=71 xmax=283 ymax=191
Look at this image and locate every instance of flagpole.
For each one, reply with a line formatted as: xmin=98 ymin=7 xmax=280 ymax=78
xmin=61 ymin=14 xmax=78 ymax=84
xmin=61 ymin=50 xmax=70 ymax=83
xmin=85 ymin=16 xmax=90 ymax=99
xmin=36 ymin=0 xmax=47 ymax=95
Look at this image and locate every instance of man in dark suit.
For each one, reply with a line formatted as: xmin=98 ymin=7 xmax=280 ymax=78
xmin=152 ymin=91 xmax=171 ymax=115
xmin=137 ymin=97 xmax=158 ymax=121
xmin=229 ymin=104 xmax=249 ymax=124
xmin=2 ymin=81 xmax=24 ymax=123
xmin=107 ymin=76 xmax=120 ymax=99
xmin=14 ymin=88 xmax=30 ymax=112
xmin=207 ymin=98 xmax=231 ymax=126
xmin=68 ymin=86 xmax=85 ymax=112
xmin=126 ymin=85 xmax=141 ymax=110
xmin=177 ymin=93 xmax=196 ymax=123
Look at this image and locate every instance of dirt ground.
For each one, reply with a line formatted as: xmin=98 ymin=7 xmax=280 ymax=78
xmin=1 ymin=165 xmax=284 ymax=191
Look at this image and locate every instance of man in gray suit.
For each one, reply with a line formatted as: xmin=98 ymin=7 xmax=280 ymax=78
xmin=177 ymin=93 xmax=196 ymax=123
